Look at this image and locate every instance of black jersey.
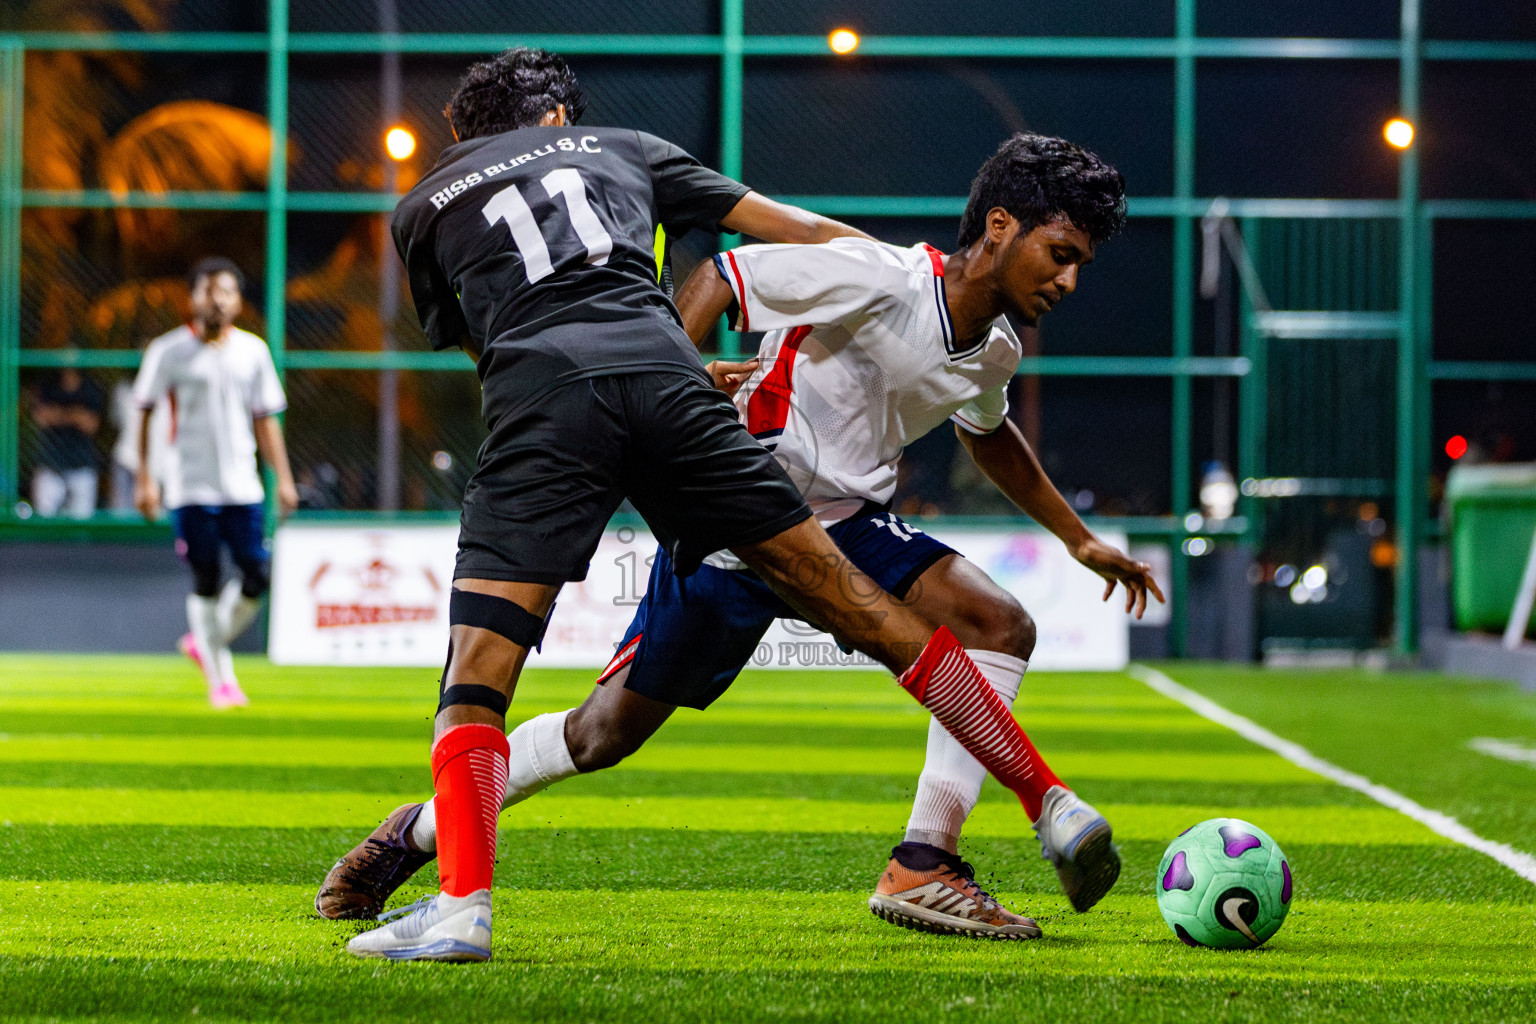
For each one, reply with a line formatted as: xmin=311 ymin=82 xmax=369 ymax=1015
xmin=392 ymin=126 xmax=749 ymax=411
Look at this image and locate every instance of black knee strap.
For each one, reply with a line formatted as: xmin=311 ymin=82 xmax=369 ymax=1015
xmin=438 ymin=683 xmax=509 ymax=717
xmin=448 ymin=589 xmax=550 ymax=651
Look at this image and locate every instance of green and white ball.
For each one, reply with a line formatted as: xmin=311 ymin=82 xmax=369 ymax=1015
xmin=1155 ymin=818 xmax=1292 ymax=949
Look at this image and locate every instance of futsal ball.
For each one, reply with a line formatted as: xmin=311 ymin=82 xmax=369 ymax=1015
xmin=1155 ymin=817 xmax=1292 ymax=949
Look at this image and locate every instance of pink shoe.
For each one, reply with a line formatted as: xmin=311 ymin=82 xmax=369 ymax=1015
xmin=177 ymin=633 xmax=217 ymax=687
xmin=209 ymin=682 xmax=250 ymax=709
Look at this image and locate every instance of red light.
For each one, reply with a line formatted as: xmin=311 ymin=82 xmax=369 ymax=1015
xmin=1445 ymin=435 xmax=1468 ymax=460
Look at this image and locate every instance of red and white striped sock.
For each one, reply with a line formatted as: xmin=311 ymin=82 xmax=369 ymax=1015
xmin=897 ymin=626 xmax=1063 ymax=820
xmin=430 ymin=723 xmax=510 ymax=897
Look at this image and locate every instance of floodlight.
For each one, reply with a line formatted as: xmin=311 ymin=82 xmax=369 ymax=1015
xmin=1384 ymin=118 xmax=1414 ymax=150
xmin=385 ymin=126 xmax=417 ymax=161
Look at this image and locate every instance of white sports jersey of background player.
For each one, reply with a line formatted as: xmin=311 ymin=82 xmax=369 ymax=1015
xmin=714 ymin=237 xmax=1022 ymax=526
xmin=131 ymin=325 xmax=287 ymax=510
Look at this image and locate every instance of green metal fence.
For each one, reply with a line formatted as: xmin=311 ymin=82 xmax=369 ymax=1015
xmin=3 ymin=0 xmax=1535 ymax=655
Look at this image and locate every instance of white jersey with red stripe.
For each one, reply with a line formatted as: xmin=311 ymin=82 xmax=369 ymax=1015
xmin=714 ymin=238 xmax=1022 ymax=525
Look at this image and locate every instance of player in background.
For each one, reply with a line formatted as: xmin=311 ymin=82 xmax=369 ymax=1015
xmin=343 ymin=49 xmax=1147 ymax=963
xmin=320 ymin=133 xmax=1162 ymax=941
xmin=132 ymin=258 xmax=298 ymax=708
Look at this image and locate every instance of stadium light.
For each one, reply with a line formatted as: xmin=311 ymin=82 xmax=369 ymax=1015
xmin=828 ymin=28 xmax=860 ymax=55
xmin=385 ymin=126 xmax=417 ymax=161
xmin=1383 ymin=118 xmax=1415 ymax=150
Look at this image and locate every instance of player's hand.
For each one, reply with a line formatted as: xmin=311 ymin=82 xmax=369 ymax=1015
xmin=276 ymin=479 xmax=300 ymax=519
xmin=706 ymin=358 xmax=760 ymax=397
xmin=134 ymin=476 xmax=161 ymax=523
xmin=1073 ymin=536 xmax=1166 ymax=619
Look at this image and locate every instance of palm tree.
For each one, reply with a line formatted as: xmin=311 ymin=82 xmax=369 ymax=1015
xmin=10 ymin=0 xmax=174 ymax=348
xmin=98 ymin=100 xmax=274 ymax=256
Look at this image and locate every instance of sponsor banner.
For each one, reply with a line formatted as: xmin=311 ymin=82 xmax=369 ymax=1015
xmin=268 ymin=524 xmax=458 ymax=666
xmin=269 ymin=523 xmax=1128 ymax=671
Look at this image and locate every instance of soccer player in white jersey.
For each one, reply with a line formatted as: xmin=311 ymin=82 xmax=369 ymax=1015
xmin=131 ymin=258 xmax=299 ymax=708
xmin=318 ymin=133 xmax=1162 ymax=940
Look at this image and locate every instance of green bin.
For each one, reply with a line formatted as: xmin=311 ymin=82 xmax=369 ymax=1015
xmin=1446 ymin=463 xmax=1536 ymax=636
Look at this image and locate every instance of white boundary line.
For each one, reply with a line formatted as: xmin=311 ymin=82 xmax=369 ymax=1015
xmin=1469 ymin=738 xmax=1536 ymax=766
xmin=1128 ymin=663 xmax=1536 ymax=886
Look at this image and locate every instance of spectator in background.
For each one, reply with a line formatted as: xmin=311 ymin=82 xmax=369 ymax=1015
xmin=29 ymin=367 xmax=104 ymax=518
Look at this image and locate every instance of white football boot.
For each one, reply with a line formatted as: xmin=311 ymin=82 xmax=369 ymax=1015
xmin=1033 ymin=785 xmax=1121 ymax=912
xmin=346 ymin=889 xmax=492 ymax=961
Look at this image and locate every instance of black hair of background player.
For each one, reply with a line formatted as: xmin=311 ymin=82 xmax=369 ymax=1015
xmin=445 ymin=47 xmax=589 ymax=142
xmin=957 ymin=133 xmax=1128 ymax=250
xmin=188 ymin=256 xmax=246 ymax=293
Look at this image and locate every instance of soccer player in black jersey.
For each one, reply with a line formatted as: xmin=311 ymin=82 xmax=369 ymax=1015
xmin=344 ymin=48 xmax=1124 ymax=962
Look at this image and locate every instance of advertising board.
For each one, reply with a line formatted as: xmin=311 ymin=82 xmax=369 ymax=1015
xmin=269 ymin=523 xmax=1130 ymax=671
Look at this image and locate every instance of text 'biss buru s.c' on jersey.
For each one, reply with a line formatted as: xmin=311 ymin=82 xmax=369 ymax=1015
xmin=429 ymin=136 xmax=605 ymax=210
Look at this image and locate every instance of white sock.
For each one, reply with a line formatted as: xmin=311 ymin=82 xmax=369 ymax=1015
xmin=185 ymin=594 xmax=224 ymax=689
xmin=903 ymin=650 xmax=1028 ymax=853
xmin=409 ymin=710 xmax=579 ymax=854
xmin=216 ymin=648 xmax=240 ymax=691
xmin=216 ymin=579 xmax=262 ymax=646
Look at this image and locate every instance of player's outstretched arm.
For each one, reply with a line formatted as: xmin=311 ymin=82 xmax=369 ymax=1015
xmin=719 ymin=192 xmax=873 ymax=245
xmin=958 ymin=419 xmax=1165 ymax=617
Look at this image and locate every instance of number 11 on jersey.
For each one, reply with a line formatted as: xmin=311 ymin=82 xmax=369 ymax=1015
xmin=482 ymin=168 xmax=615 ymax=284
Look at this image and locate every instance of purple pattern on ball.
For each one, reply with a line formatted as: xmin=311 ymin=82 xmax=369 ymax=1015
xmin=1219 ymin=825 xmax=1263 ymax=858
xmin=1163 ymin=851 xmax=1195 ymax=891
xmin=1281 ymin=860 xmax=1293 ymax=903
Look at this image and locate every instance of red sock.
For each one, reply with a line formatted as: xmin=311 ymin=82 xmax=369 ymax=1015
xmin=431 ymin=723 xmax=510 ymax=897
xmin=898 ymin=626 xmax=1064 ymax=820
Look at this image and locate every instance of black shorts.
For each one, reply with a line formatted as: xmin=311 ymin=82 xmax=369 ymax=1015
xmin=455 ymin=371 xmax=812 ymax=584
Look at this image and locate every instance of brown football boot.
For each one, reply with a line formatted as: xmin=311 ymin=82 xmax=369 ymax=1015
xmin=868 ymin=843 xmax=1042 ymax=940
xmin=315 ymin=803 xmax=436 ymax=920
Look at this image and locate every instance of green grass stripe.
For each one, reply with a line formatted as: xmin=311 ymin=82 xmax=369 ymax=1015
xmin=0 ymin=735 xmax=431 ymax=767
xmin=506 ymin=798 xmax=1448 ymax=845
xmin=5 ymin=824 xmax=1529 ymax=902
xmin=0 ymin=788 xmax=1447 ymax=845
xmin=635 ymin=746 xmax=1319 ymax=783
xmin=0 ymin=761 xmax=1363 ymax=808
xmin=0 ymin=693 xmax=1180 ymax=718
xmin=1 ymin=881 xmax=1531 ymax=987
xmin=0 ymin=713 xmax=1250 ymax=752
xmin=5 ymin=958 xmax=1532 ymax=1024
xmin=0 ymin=736 xmax=1312 ymax=782
xmin=679 ymin=709 xmax=1223 ymax=733
xmin=0 ymin=657 xmax=1168 ymax=707
xmin=0 ymin=697 xmax=443 ymax=722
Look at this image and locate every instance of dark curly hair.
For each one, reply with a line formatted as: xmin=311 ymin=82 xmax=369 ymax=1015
xmin=188 ymin=256 xmax=245 ymax=292
xmin=445 ymin=47 xmax=588 ymax=141
xmin=957 ymin=133 xmax=1127 ymax=249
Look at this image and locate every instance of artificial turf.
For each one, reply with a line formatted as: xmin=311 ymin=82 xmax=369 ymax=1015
xmin=0 ymin=655 xmax=1532 ymax=1023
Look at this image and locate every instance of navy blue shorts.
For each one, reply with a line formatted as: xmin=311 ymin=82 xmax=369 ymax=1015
xmin=600 ymin=504 xmax=956 ymax=710
xmin=172 ymin=503 xmax=268 ymax=580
